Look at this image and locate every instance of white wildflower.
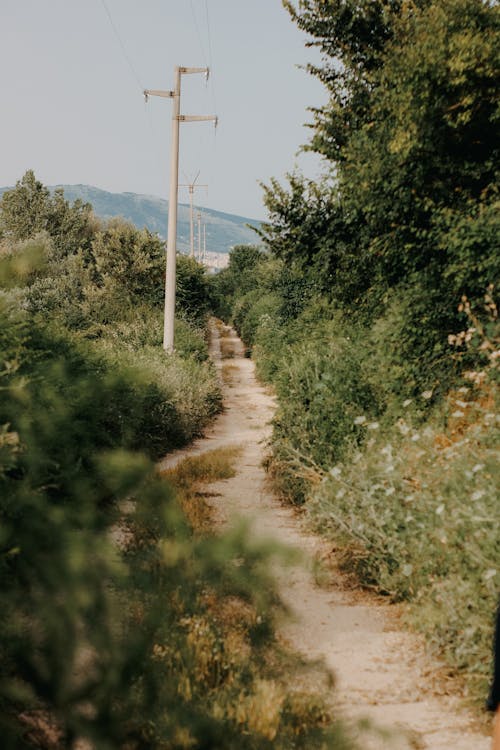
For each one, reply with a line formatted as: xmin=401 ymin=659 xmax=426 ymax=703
xmin=454 ymin=399 xmax=469 ymax=408
xmin=457 ymin=386 xmax=469 ymax=394
xmin=411 ymin=433 xmax=420 ymax=442
xmin=403 ymin=399 xmax=413 ymax=407
xmin=436 ymin=503 xmax=445 ymax=515
xmin=402 ymin=564 xmax=413 ymax=577
xmin=385 ymin=487 xmax=396 ymax=496
xmin=329 ymin=466 xmax=342 ymax=479
xmin=336 ymin=488 xmax=346 ymax=499
xmin=421 ymin=390 xmax=433 ymax=400
xmin=471 ymin=490 xmax=485 ymax=501
xmin=354 ymin=415 xmax=367 ymax=425
xmin=472 ymin=464 xmax=484 ymax=474
xmin=483 ymin=569 xmax=497 ymax=582
xmin=451 ymin=410 xmax=465 ymax=418
xmin=367 ymin=421 xmax=380 ymax=430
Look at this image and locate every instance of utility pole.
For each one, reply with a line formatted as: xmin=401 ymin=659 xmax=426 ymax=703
xmin=197 ymin=210 xmax=202 ymax=262
xmin=203 ymin=223 xmax=207 ymax=264
xmin=144 ymin=67 xmax=217 ymax=352
xmin=179 ymin=173 xmax=207 ymax=258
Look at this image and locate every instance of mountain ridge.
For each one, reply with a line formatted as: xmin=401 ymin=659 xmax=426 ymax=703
xmin=0 ymin=183 xmax=262 ymax=254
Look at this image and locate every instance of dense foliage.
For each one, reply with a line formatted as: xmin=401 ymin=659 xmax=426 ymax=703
xmin=213 ymin=0 xmax=499 ymax=704
xmin=1 ymin=174 xmax=356 ymax=748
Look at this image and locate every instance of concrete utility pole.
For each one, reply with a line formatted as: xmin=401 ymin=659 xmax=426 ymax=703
xmin=197 ymin=210 xmax=202 ymax=261
xmin=203 ymin=223 xmax=207 ymax=264
xmin=144 ymin=67 xmax=217 ymax=352
xmin=180 ymin=173 xmax=207 ymax=258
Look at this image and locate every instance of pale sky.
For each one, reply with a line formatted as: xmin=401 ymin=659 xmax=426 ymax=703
xmin=1 ymin=0 xmax=326 ymax=220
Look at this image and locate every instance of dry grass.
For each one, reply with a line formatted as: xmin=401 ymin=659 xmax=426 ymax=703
xmin=221 ymin=361 xmax=238 ymax=386
xmin=219 ymin=335 xmax=236 ymax=359
xmin=160 ymin=446 xmax=242 ymax=533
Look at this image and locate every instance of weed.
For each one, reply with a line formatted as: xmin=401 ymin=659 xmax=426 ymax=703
xmin=219 ymin=334 xmax=236 ymax=359
xmin=160 ymin=447 xmax=242 ymax=534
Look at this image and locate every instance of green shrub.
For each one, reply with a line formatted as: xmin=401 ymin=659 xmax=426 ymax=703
xmin=262 ymin=324 xmax=384 ymax=503
xmin=0 ymin=267 xmax=353 ymax=750
xmin=210 ymin=245 xmax=269 ymax=321
xmin=233 ymin=290 xmax=281 ymax=349
xmin=176 ymin=254 xmax=213 ymax=323
xmin=308 ymin=384 xmax=499 ymax=699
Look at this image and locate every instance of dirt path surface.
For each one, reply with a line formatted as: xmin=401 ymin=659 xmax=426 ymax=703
xmin=159 ymin=324 xmax=490 ymax=750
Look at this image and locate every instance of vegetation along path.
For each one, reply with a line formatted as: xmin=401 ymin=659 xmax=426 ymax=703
xmin=159 ymin=323 xmax=490 ymax=750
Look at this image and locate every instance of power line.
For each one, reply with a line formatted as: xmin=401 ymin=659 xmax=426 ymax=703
xmin=100 ymin=0 xmax=143 ymax=91
xmin=189 ymin=0 xmax=208 ymax=69
xmin=204 ymin=0 xmax=217 ymax=113
xmin=186 ymin=1 xmax=218 ymax=209
xmin=99 ymin=0 xmax=159 ymax=175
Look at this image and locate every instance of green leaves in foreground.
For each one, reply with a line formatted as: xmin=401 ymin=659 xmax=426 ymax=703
xmin=0 ymin=434 xmax=351 ymax=749
xmin=0 ymin=233 xmax=352 ymax=748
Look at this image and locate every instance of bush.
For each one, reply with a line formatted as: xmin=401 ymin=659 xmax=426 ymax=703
xmin=0 ymin=256 xmax=353 ymax=750
xmin=232 ymin=290 xmax=281 ymax=348
xmin=269 ymin=324 xmax=384 ymax=500
xmin=308 ymin=380 xmax=499 ymax=699
xmin=176 ymin=254 xmax=213 ymax=323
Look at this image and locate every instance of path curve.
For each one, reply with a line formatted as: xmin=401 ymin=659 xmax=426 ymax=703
xmin=160 ymin=323 xmax=490 ymax=750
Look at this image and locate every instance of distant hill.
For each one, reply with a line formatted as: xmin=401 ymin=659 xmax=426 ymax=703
xmin=0 ymin=184 xmax=261 ymax=255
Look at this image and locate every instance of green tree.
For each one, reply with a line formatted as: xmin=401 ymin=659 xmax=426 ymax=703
xmin=0 ymin=170 xmax=51 ymax=240
xmin=257 ymin=0 xmax=499 ymax=387
xmin=0 ymin=171 xmax=95 ymax=259
xmin=284 ymin=0 xmax=405 ymax=161
xmin=283 ymin=0 xmax=499 ymax=296
xmin=176 ymin=254 xmax=213 ymax=322
xmin=91 ymin=218 xmax=165 ymax=306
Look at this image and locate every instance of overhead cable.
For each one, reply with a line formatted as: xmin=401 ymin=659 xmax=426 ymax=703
xmin=189 ymin=0 xmax=208 ymax=69
xmin=100 ymin=0 xmax=144 ymax=91
xmin=205 ymin=0 xmax=217 ymax=113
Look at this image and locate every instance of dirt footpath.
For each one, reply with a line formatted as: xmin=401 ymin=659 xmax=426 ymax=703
xmin=159 ymin=324 xmax=490 ymax=750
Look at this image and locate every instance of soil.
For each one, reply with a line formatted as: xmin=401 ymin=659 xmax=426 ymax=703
xmin=159 ymin=323 xmax=491 ymax=750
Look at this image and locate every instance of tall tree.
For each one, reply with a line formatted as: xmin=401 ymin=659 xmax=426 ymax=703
xmin=1 ymin=171 xmax=94 ymax=259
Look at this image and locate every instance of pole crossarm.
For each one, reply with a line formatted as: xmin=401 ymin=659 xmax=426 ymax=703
xmin=143 ymin=89 xmax=174 ymax=99
xmin=178 ymin=115 xmax=217 ymax=123
xmin=179 ymin=66 xmax=209 ymax=77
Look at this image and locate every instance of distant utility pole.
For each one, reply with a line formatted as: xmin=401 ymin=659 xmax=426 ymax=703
xmin=144 ymin=67 xmax=217 ymax=352
xmin=197 ymin=210 xmax=202 ymax=261
xmin=180 ymin=173 xmax=207 ymax=258
xmin=203 ymin=223 xmax=207 ymax=264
